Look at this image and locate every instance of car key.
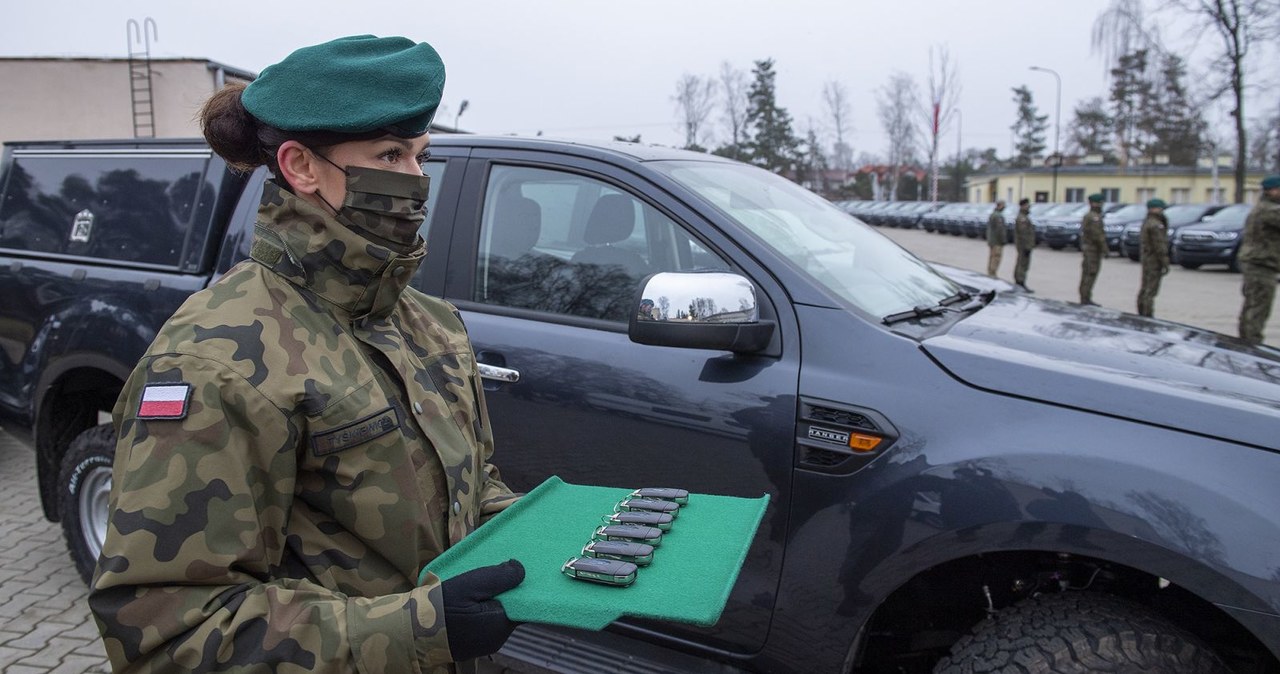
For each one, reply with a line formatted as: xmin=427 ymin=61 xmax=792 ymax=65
xmin=582 ymin=540 xmax=654 ymax=566
xmin=630 ymin=487 xmax=689 ymax=506
xmin=561 ymin=556 xmax=638 ymax=586
xmin=592 ymin=524 xmax=663 ymax=546
xmin=616 ymin=497 xmax=680 ymax=517
xmin=603 ymin=510 xmax=673 ymax=531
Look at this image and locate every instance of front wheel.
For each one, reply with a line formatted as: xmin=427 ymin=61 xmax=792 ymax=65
xmin=934 ymin=592 xmax=1229 ymax=674
xmin=58 ymin=423 xmax=116 ymax=584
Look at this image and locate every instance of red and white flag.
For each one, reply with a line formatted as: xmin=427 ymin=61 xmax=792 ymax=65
xmin=137 ymin=384 xmax=191 ymax=419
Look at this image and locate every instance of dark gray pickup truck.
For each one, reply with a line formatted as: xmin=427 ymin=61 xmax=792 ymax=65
xmin=1 ymin=136 xmax=1278 ymax=673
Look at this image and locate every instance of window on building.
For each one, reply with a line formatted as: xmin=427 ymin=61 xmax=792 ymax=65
xmin=1034 ymin=191 xmax=1049 ymax=203
xmin=1101 ymin=188 xmax=1120 ymax=203
xmin=1245 ymin=189 xmax=1258 ymax=205
xmin=1065 ymin=188 xmax=1084 ymax=203
xmin=1206 ymin=187 xmax=1224 ymax=204
xmin=1136 ymin=187 xmax=1155 ymax=203
xmin=1006 ymin=188 xmax=1014 ymax=203
xmin=1170 ymin=188 xmax=1190 ymax=204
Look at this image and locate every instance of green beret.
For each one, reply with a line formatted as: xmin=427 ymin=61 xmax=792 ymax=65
xmin=1146 ymin=198 xmax=1168 ymax=209
xmin=1087 ymin=193 xmax=1104 ymax=203
xmin=242 ymin=35 xmax=444 ymax=137
xmin=1262 ymin=175 xmax=1280 ymax=190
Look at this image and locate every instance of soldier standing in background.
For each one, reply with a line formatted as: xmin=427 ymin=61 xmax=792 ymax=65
xmin=1013 ymin=198 xmax=1035 ymax=293
xmin=1137 ymin=198 xmax=1170 ymax=317
xmin=89 ymin=35 xmax=525 ymax=672
xmin=986 ymin=200 xmax=1007 ymax=277
xmin=1078 ymin=193 xmax=1107 ymax=306
xmin=1237 ymin=175 xmax=1280 ymax=344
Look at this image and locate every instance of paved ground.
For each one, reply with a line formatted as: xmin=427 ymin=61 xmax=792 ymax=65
xmin=1 ymin=224 xmax=1276 ymax=673
xmin=0 ymin=428 xmax=109 ymax=673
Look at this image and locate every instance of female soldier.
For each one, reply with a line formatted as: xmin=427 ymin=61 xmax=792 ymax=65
xmin=89 ymin=35 xmax=524 ymax=672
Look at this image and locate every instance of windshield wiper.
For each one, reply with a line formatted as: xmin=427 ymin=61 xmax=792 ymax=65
xmin=882 ymin=289 xmax=994 ymax=325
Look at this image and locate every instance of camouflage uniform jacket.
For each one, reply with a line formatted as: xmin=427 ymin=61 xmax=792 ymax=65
xmin=1014 ymin=210 xmax=1036 ymax=252
xmin=986 ymin=210 xmax=1006 ymax=247
xmin=1238 ymin=196 xmax=1280 ymax=271
xmin=1080 ymin=208 xmax=1107 ymax=256
xmin=90 ymin=180 xmax=518 ymax=673
xmin=1139 ymin=212 xmax=1170 ymax=270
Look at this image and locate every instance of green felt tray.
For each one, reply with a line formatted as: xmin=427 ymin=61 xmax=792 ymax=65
xmin=421 ymin=476 xmax=769 ymax=630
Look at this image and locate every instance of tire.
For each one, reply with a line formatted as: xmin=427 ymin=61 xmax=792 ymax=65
xmin=58 ymin=423 xmax=116 ymax=584
xmin=934 ymin=592 xmax=1230 ymax=674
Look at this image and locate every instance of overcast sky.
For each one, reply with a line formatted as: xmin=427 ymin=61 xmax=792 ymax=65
xmin=2 ymin=0 xmax=1265 ymax=158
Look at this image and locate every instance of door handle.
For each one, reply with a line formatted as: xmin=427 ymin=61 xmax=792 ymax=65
xmin=478 ymin=363 xmax=521 ymax=383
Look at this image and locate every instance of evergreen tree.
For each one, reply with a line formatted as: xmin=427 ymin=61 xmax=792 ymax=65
xmin=1067 ymin=97 xmax=1114 ymax=160
xmin=1109 ymin=49 xmax=1154 ymax=165
xmin=1149 ymin=54 xmax=1205 ymax=165
xmin=1010 ymin=85 xmax=1049 ymax=167
xmin=743 ymin=59 xmax=801 ymax=174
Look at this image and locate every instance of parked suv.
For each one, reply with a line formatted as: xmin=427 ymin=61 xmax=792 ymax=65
xmin=1171 ymin=203 xmax=1252 ymax=271
xmin=2 ymin=137 xmax=1278 ymax=673
xmin=1120 ymin=203 xmax=1228 ymax=261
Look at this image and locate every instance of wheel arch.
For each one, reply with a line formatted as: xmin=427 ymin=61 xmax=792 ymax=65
xmin=846 ymin=527 xmax=1280 ymax=673
xmin=34 ymin=354 xmax=130 ymax=521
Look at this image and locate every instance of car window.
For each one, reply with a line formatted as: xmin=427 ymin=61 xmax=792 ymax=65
xmin=0 ymin=151 xmax=215 ymax=270
xmin=473 ymin=164 xmax=729 ymax=322
xmin=654 ymin=159 xmax=959 ymax=318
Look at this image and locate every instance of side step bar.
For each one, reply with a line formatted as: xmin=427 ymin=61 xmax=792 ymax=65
xmin=487 ymin=623 xmax=750 ymax=674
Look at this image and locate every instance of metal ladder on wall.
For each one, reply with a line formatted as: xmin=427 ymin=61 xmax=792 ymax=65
xmin=126 ymin=18 xmax=158 ymax=138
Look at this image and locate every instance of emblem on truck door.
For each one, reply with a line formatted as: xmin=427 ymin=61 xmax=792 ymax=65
xmin=70 ymin=209 xmax=94 ymax=243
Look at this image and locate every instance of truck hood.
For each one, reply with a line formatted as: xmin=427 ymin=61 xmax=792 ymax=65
xmin=922 ymin=294 xmax=1280 ymax=450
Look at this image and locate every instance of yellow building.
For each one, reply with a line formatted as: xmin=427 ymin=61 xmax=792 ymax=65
xmin=965 ymin=161 xmax=1266 ymax=205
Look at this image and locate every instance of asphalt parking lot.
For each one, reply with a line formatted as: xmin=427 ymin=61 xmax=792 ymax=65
xmin=0 ymin=225 xmax=1275 ymax=674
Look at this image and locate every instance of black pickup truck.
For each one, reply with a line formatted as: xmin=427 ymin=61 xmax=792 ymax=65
xmin=1 ymin=137 xmax=1278 ymax=673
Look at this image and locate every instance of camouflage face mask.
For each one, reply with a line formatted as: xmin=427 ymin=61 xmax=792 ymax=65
xmin=312 ymin=151 xmax=430 ymax=253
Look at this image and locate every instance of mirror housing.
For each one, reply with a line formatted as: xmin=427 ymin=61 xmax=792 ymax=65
xmin=628 ymin=272 xmax=775 ymax=353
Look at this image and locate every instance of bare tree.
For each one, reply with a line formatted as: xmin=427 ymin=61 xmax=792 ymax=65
xmin=1091 ymin=0 xmax=1164 ymax=72
xmin=718 ymin=62 xmax=750 ymax=161
xmin=672 ymin=73 xmax=717 ymax=151
xmin=822 ymin=80 xmax=854 ymax=171
xmin=920 ymin=46 xmax=961 ymax=203
xmin=1097 ymin=0 xmax=1277 ymax=202
xmin=1166 ymin=0 xmax=1278 ymax=201
xmin=877 ymin=72 xmax=921 ymax=200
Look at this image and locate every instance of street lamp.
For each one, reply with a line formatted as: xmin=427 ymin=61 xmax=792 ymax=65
xmin=455 ymin=99 xmax=469 ymax=131
xmin=1029 ymin=66 xmax=1061 ymax=202
xmin=955 ymin=108 xmax=963 ymax=201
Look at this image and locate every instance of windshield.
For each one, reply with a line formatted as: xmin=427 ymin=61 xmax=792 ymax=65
xmin=1190 ymin=204 xmax=1251 ymax=230
xmin=1164 ymin=204 xmax=1210 ymax=226
xmin=1105 ymin=204 xmax=1146 ymax=222
xmin=655 ymin=160 xmax=961 ymax=317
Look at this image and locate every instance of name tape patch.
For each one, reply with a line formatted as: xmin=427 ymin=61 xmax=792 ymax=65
xmin=311 ymin=407 xmax=400 ymax=456
xmin=137 ymin=384 xmax=192 ymax=420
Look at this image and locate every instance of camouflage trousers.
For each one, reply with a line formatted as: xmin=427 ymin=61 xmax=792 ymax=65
xmin=987 ymin=246 xmax=1004 ymax=277
xmin=1239 ymin=262 xmax=1278 ymax=345
xmin=1137 ymin=262 xmax=1165 ymax=317
xmin=1079 ymin=253 xmax=1102 ymax=303
xmin=1014 ymin=248 xmax=1032 ymax=286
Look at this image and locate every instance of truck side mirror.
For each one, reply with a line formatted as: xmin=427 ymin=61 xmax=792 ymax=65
xmin=628 ymin=272 xmax=774 ymax=354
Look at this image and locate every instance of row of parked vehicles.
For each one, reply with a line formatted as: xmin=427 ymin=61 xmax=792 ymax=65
xmin=841 ymin=199 xmax=1254 ymax=272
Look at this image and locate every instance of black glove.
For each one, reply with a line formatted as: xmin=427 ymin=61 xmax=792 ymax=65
xmin=441 ymin=559 xmax=525 ymax=661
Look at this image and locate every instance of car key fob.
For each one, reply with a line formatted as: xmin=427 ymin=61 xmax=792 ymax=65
xmin=582 ymin=540 xmax=654 ymax=566
xmin=562 ymin=556 xmax=638 ymax=586
xmin=593 ymin=524 xmax=663 ymax=546
xmin=616 ymin=497 xmax=680 ymax=517
xmin=603 ymin=511 xmax=673 ymax=531
xmin=631 ymin=487 xmax=689 ymax=505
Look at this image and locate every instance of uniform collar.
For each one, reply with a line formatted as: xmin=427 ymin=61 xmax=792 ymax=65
xmin=250 ymin=180 xmax=425 ymax=321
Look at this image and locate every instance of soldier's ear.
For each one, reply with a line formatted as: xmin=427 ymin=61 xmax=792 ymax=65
xmin=277 ymin=141 xmax=322 ymax=196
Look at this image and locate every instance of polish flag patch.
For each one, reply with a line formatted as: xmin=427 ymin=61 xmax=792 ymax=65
xmin=137 ymin=384 xmax=192 ymax=419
